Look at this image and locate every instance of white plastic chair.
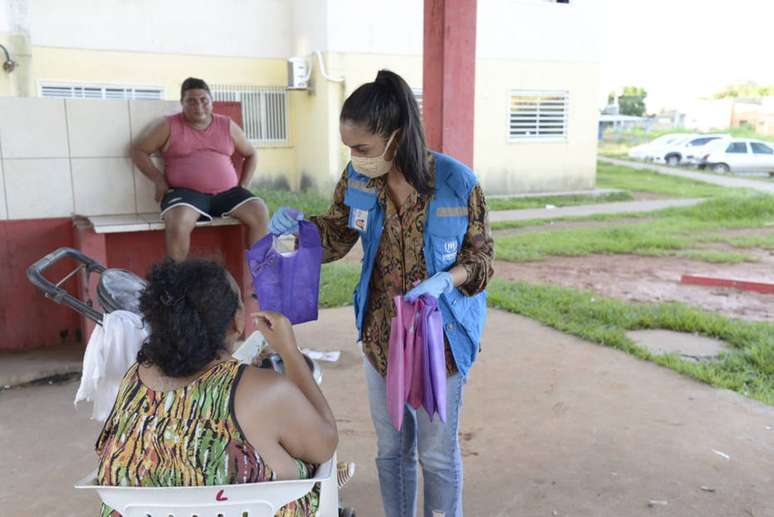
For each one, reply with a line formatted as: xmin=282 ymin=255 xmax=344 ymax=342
xmin=76 ymin=454 xmax=339 ymax=517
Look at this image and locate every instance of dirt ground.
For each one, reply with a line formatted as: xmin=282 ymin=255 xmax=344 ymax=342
xmin=494 ymin=224 xmax=774 ymax=322
xmin=1 ymin=308 xmax=773 ymax=517
xmin=495 ymin=253 xmax=774 ymax=322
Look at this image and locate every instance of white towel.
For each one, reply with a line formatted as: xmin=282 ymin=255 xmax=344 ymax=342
xmin=75 ymin=310 xmax=148 ymax=421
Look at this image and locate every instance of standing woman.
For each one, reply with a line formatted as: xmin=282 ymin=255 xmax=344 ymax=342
xmin=270 ymin=69 xmax=493 ymax=517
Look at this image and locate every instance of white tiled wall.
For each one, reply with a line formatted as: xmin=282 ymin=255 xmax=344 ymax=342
xmin=0 ymin=98 xmax=176 ymax=220
xmin=72 ymin=158 xmax=136 ymax=216
xmin=0 ymin=97 xmax=70 ymax=159
xmin=4 ymin=159 xmax=74 ymax=219
xmin=66 ymin=99 xmax=132 ymax=158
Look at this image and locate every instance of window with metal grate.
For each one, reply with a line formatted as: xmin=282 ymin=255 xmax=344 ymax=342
xmin=508 ymin=90 xmax=569 ymax=141
xmin=40 ymin=83 xmax=163 ymax=100
xmin=211 ymin=85 xmax=289 ymax=145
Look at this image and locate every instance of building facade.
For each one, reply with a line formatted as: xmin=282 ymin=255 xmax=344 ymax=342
xmin=1 ymin=0 xmax=601 ymax=195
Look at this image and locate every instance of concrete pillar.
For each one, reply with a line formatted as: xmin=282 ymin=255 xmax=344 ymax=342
xmin=423 ymin=0 xmax=477 ymax=167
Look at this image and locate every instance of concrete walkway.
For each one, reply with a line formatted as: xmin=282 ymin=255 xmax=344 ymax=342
xmin=601 ymin=157 xmax=774 ymax=194
xmin=0 ymin=344 xmax=84 ymax=388
xmin=2 ymin=307 xmax=772 ymax=517
xmin=490 ymin=197 xmax=703 ymax=222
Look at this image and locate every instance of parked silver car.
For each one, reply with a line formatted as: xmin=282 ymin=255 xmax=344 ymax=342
xmin=698 ymin=138 xmax=774 ymax=173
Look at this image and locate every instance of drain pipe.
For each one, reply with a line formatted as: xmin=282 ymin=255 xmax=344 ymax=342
xmin=300 ymin=50 xmax=344 ymax=84
xmin=313 ymin=50 xmax=344 ymax=83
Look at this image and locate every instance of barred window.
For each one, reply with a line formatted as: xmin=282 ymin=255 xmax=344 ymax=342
xmin=40 ymin=83 xmax=163 ymax=100
xmin=211 ymin=85 xmax=289 ymax=145
xmin=509 ymin=90 xmax=569 ymax=140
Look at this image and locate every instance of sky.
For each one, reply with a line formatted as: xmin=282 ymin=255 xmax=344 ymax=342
xmin=599 ymin=0 xmax=774 ymax=112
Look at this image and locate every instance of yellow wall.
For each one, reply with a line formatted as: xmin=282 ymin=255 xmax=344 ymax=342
xmin=474 ymin=59 xmax=600 ymax=194
xmin=30 ymin=46 xmax=288 ymax=99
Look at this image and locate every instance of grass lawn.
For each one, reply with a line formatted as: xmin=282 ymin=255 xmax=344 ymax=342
xmin=595 ymin=161 xmax=743 ymax=198
xmin=488 ymin=279 xmax=774 ymax=406
xmin=256 ymin=189 xmax=332 ymax=217
xmin=495 ymin=194 xmax=774 ymax=263
xmin=488 ymin=191 xmax=633 ymax=211
xmin=319 ymin=262 xmax=360 ymax=308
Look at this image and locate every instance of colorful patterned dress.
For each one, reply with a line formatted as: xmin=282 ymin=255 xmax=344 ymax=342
xmin=96 ymin=360 xmax=318 ymax=516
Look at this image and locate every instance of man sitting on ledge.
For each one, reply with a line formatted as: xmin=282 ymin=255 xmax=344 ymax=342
xmin=131 ymin=77 xmax=269 ymax=261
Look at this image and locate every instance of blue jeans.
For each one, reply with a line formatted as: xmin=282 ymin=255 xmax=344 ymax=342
xmin=364 ymin=358 xmax=465 ymax=517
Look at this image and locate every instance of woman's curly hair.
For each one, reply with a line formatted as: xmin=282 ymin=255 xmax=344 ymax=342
xmin=137 ymin=258 xmax=240 ymax=377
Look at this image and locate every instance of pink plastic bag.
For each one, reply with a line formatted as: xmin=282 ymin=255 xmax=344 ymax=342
xmin=386 ymin=296 xmax=408 ymax=430
xmin=386 ymin=295 xmax=447 ymax=430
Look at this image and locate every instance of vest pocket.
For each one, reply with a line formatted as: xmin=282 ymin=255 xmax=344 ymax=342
xmin=427 ymin=214 xmax=467 ymax=272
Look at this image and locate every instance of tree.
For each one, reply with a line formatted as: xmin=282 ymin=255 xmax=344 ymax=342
xmin=617 ymin=86 xmax=647 ymax=116
xmin=714 ymin=82 xmax=774 ymax=99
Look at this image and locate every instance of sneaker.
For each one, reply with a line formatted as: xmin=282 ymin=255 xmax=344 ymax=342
xmin=337 ymin=461 xmax=356 ymax=489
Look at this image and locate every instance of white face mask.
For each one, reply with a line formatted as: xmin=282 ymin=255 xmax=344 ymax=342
xmin=351 ymin=131 xmax=398 ymax=179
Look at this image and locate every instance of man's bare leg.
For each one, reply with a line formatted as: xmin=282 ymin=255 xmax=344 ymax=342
xmin=163 ymin=206 xmax=201 ymax=261
xmin=228 ymin=198 xmax=270 ymax=248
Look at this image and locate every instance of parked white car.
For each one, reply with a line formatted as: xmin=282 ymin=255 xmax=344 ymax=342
xmin=654 ymin=134 xmax=729 ymax=166
xmin=698 ymin=138 xmax=774 ymax=173
xmin=627 ymin=134 xmax=694 ymax=160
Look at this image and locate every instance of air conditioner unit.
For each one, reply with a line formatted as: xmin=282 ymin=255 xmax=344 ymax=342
xmin=287 ymin=57 xmax=310 ymax=90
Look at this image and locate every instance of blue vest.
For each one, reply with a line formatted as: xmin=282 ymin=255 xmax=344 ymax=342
xmin=343 ymin=152 xmax=487 ymax=377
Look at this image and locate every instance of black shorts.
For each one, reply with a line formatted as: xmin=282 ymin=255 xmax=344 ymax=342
xmin=160 ymin=186 xmax=259 ymax=222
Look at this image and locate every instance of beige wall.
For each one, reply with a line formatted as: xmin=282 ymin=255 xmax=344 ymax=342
xmin=291 ymin=52 xmax=423 ymax=192
xmin=474 ymin=59 xmax=600 ymax=194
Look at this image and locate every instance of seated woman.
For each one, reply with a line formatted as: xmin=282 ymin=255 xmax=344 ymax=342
xmin=96 ymin=258 xmax=338 ymax=517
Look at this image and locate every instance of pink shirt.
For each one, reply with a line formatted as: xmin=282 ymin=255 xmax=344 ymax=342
xmin=162 ymin=112 xmax=238 ymax=194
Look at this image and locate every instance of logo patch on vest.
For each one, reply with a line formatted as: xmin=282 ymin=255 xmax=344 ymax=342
xmin=442 ymin=239 xmax=458 ymax=263
xmin=350 ymin=208 xmax=369 ymax=232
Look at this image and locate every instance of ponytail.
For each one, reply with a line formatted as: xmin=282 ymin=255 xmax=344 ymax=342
xmin=341 ymin=69 xmax=431 ymax=195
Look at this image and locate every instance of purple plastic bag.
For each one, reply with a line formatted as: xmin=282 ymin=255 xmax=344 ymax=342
xmin=421 ymin=295 xmax=447 ymax=423
xmin=246 ymin=221 xmax=322 ymax=325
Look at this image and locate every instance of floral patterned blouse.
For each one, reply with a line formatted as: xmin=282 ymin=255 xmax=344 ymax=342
xmin=310 ymin=153 xmax=494 ymax=376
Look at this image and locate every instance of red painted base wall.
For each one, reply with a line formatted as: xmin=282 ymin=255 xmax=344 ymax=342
xmin=0 ymin=218 xmax=81 ymax=350
xmin=0 ymin=219 xmax=253 ymax=350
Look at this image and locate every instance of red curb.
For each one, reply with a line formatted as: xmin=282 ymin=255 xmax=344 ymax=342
xmin=681 ymin=275 xmax=774 ymax=295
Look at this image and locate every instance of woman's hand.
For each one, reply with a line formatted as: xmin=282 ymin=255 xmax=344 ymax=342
xmin=404 ymin=271 xmax=454 ymax=301
xmin=252 ymin=311 xmax=298 ymax=356
xmin=269 ymin=207 xmax=304 ymax=235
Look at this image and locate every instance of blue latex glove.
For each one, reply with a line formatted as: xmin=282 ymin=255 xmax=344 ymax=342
xmin=269 ymin=206 xmax=304 ymax=235
xmin=404 ymin=271 xmax=454 ymax=302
